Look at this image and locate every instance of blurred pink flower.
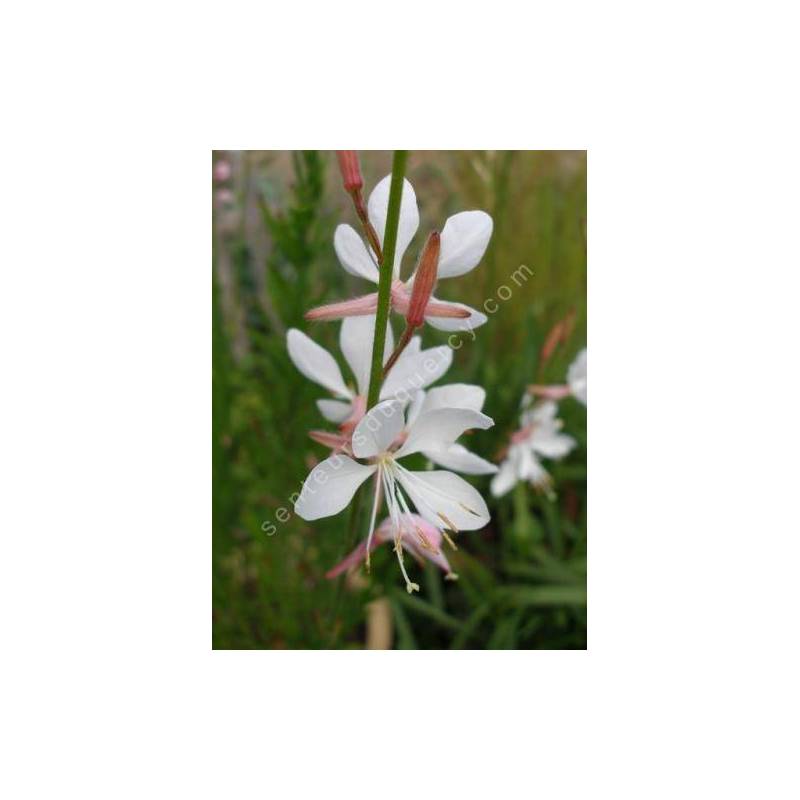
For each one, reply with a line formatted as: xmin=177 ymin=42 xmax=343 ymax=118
xmin=213 ymin=160 xmax=231 ymax=182
xmin=326 ymin=513 xmax=457 ymax=580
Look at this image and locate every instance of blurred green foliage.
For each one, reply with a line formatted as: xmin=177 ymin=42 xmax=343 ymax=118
xmin=213 ymin=150 xmax=586 ymax=649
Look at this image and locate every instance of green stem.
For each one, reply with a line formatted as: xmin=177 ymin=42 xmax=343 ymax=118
xmin=366 ymin=151 xmax=408 ymax=409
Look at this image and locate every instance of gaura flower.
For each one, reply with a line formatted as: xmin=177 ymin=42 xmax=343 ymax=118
xmin=306 ymin=175 xmax=493 ymax=332
xmin=405 ymin=384 xmax=498 ymax=475
xmin=286 ymin=315 xmax=452 ymax=428
xmin=529 ymin=348 xmax=587 ymax=406
xmin=295 ymin=399 xmax=494 ymax=592
xmin=490 ymin=399 xmax=576 ymax=498
xmin=326 ymin=513 xmax=457 ymax=581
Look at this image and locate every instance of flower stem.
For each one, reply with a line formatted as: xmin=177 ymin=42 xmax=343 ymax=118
xmin=366 ymin=150 xmax=408 ymax=409
xmin=382 ymin=324 xmax=415 ymax=377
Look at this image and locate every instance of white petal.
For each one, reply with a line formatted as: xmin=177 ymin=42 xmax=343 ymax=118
xmin=333 ymin=224 xmax=380 ymax=283
xmin=437 ymin=211 xmax=493 ymax=279
xmin=395 ymin=407 xmax=493 ymax=460
xmin=419 ymin=383 xmax=486 ymax=415
xmin=522 ymin=400 xmax=558 ymax=428
xmin=567 ymin=348 xmax=587 ymax=405
xmin=425 ymin=300 xmax=488 ymax=332
xmin=351 ymin=399 xmax=406 ymax=458
xmin=394 ymin=467 xmax=490 ymax=531
xmin=518 ymin=447 xmax=544 ymax=482
xmin=339 ymin=315 xmax=394 ymax=397
xmin=531 ymin=431 xmax=576 ymax=460
xmin=380 ymin=345 xmax=452 ymax=401
xmin=316 ymin=399 xmax=353 ymax=423
xmin=286 ymin=329 xmax=351 ymax=398
xmin=368 ymin=175 xmax=419 ymax=278
xmin=520 ymin=450 xmax=551 ymax=489
xmin=405 ymin=389 xmax=427 ymax=428
xmin=490 ymin=456 xmax=519 ymax=498
xmin=422 ymin=443 xmax=498 ymax=475
xmin=294 ymin=456 xmax=376 ymax=521
xmin=405 ymin=335 xmax=422 ymax=355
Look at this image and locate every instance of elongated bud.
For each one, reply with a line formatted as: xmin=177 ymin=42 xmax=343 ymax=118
xmin=541 ymin=320 xmax=565 ymax=365
xmin=336 ymin=151 xmax=363 ymax=192
xmin=407 ymin=231 xmax=440 ymax=328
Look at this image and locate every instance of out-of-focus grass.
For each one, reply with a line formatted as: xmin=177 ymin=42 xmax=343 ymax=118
xmin=213 ymin=150 xmax=586 ymax=649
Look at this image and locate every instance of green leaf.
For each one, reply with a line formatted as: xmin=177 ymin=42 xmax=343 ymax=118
xmin=392 ymin=590 xmax=462 ymax=631
xmin=389 ymin=597 xmax=418 ymax=650
xmin=497 ymin=585 xmax=587 ymax=607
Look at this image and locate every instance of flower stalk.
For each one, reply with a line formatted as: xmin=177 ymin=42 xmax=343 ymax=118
xmin=366 ymin=150 xmax=408 ymax=409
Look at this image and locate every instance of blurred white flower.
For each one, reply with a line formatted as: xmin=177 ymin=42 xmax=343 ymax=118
xmin=491 ymin=400 xmax=576 ymax=498
xmin=295 ymin=399 xmax=494 ymax=592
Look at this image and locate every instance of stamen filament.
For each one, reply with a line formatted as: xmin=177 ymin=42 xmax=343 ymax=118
xmin=382 ymin=465 xmax=419 ymax=593
xmin=442 ymin=531 xmax=458 ymax=551
xmin=364 ymin=468 xmax=383 ymax=572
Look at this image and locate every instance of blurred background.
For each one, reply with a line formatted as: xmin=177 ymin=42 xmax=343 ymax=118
xmin=213 ymin=151 xmax=586 ymax=649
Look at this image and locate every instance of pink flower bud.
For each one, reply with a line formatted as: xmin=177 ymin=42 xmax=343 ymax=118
xmin=406 ymin=231 xmax=440 ymax=328
xmin=335 ymin=151 xmax=363 ymax=192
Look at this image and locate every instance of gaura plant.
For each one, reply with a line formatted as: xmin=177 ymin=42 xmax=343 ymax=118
xmin=290 ymin=151 xmax=497 ymax=592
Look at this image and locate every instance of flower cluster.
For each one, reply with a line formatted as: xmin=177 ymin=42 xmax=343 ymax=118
xmin=492 ymin=348 xmax=587 ymax=498
xmin=288 ymin=153 xmax=496 ymax=592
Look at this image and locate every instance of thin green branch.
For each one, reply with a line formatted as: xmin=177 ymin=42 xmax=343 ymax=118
xmin=366 ymin=150 xmax=408 ymax=409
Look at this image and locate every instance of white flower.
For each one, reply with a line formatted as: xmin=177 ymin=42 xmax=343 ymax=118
xmin=294 ymin=399 xmax=494 ymax=592
xmin=490 ymin=400 xmax=576 ymax=498
xmin=308 ymin=175 xmax=493 ymax=331
xmin=286 ymin=315 xmax=452 ymax=425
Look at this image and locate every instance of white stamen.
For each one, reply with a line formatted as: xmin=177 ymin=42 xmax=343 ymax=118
xmin=364 ymin=467 xmax=383 ymax=572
